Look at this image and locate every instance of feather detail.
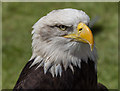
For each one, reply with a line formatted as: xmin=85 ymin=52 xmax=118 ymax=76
xmin=31 ymin=29 xmax=35 ymax=34
xmin=30 ymin=56 xmax=42 ymax=68
xmin=35 ymin=61 xmax=44 ymax=70
xmin=44 ymin=61 xmax=52 ymax=74
xmin=55 ymin=64 xmax=62 ymax=77
xmin=44 ymin=59 xmax=54 ymax=74
xmin=63 ymin=61 xmax=69 ymax=71
xmin=58 ymin=64 xmax=62 ymax=77
xmin=69 ymin=64 xmax=74 ymax=73
xmin=78 ymin=59 xmax=81 ymax=68
xmin=49 ymin=65 xmax=55 ymax=77
xmin=71 ymin=57 xmax=77 ymax=67
xmin=55 ymin=64 xmax=59 ymax=77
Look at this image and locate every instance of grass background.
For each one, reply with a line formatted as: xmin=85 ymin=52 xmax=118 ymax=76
xmin=2 ymin=2 xmax=118 ymax=89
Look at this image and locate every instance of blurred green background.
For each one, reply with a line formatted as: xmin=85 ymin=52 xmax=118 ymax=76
xmin=2 ymin=2 xmax=118 ymax=89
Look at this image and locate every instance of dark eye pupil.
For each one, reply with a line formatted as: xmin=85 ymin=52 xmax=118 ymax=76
xmin=55 ymin=25 xmax=67 ymax=31
xmin=58 ymin=25 xmax=67 ymax=31
xmin=60 ymin=25 xmax=65 ymax=29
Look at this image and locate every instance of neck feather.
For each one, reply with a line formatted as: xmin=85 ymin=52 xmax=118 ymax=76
xmin=30 ymin=37 xmax=97 ymax=77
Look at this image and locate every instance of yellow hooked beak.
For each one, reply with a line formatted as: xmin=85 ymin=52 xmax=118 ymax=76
xmin=64 ymin=23 xmax=94 ymax=51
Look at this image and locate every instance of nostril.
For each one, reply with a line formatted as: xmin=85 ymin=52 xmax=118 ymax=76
xmin=79 ymin=28 xmax=82 ymax=31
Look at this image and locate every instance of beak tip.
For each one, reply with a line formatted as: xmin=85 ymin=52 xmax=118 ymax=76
xmin=90 ymin=44 xmax=94 ymax=51
xmin=91 ymin=48 xmax=93 ymax=51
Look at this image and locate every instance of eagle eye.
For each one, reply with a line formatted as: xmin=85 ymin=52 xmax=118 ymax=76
xmin=58 ymin=25 xmax=67 ymax=31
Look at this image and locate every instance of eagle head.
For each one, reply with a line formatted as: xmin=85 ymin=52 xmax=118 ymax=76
xmin=30 ymin=8 xmax=97 ymax=77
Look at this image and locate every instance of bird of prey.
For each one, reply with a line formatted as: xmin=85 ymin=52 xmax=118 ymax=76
xmin=13 ymin=8 xmax=108 ymax=90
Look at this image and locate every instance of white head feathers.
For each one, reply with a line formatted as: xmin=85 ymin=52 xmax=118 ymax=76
xmin=30 ymin=8 xmax=97 ymax=77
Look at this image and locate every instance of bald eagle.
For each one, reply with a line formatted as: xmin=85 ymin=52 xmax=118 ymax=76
xmin=13 ymin=8 xmax=108 ymax=90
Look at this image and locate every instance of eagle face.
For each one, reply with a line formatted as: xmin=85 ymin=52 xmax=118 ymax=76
xmin=30 ymin=8 xmax=97 ymax=77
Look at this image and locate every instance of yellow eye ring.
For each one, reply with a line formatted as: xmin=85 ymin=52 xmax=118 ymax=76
xmin=59 ymin=25 xmax=67 ymax=31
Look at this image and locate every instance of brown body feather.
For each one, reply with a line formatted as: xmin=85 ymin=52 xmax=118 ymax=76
xmin=13 ymin=58 xmax=108 ymax=90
